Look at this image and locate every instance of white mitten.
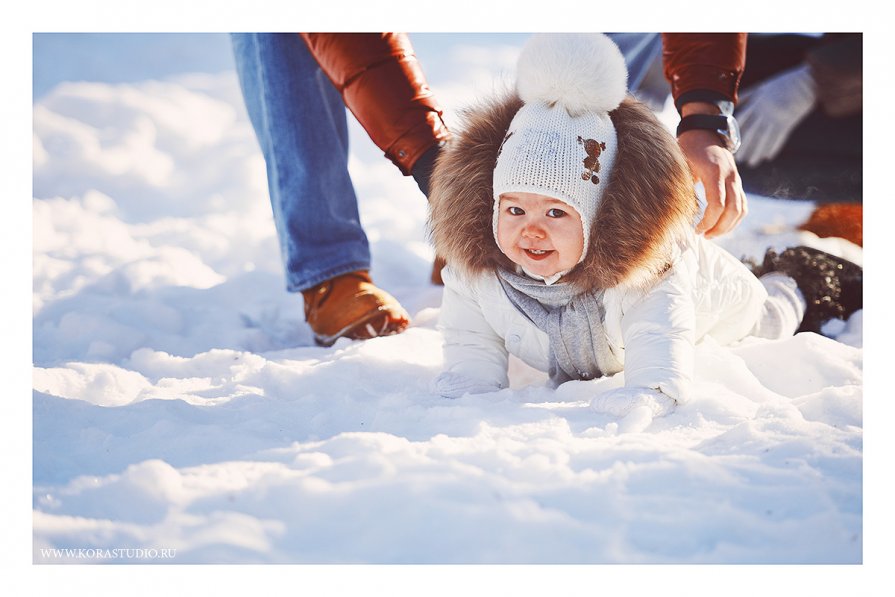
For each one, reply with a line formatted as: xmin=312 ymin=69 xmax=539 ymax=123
xmin=590 ymin=387 xmax=677 ymax=418
xmin=432 ymin=371 xmax=502 ymax=399
xmin=736 ymin=64 xmax=817 ymax=168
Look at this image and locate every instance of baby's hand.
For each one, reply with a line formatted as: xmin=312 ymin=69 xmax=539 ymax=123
xmin=432 ymin=371 xmax=503 ymax=399
xmin=590 ymin=387 xmax=677 ymax=418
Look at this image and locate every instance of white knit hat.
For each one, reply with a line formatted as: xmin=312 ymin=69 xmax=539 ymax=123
xmin=493 ymin=33 xmax=628 ymax=264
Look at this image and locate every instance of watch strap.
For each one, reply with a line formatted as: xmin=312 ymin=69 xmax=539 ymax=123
xmin=676 ymin=113 xmax=740 ymax=153
xmin=676 ymin=114 xmax=730 ymax=136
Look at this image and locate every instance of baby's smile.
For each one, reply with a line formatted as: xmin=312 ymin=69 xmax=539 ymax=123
xmin=496 ymin=192 xmax=584 ymax=278
xmin=523 ymin=248 xmax=553 ymax=259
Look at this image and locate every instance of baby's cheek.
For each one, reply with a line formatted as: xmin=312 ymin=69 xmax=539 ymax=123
xmin=495 ymin=219 xmax=516 ymax=249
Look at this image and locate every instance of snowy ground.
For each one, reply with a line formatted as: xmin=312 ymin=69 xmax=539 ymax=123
xmin=24 ymin=31 xmax=876 ymax=589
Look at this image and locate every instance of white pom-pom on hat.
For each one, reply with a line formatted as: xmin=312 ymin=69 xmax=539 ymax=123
xmin=516 ymin=33 xmax=628 ymax=116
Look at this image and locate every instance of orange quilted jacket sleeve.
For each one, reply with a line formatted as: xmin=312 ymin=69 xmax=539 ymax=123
xmin=662 ymin=33 xmax=747 ymax=109
xmin=301 ymin=33 xmax=451 ymax=175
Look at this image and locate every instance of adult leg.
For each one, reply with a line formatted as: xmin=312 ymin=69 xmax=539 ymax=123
xmin=231 ymin=33 xmax=370 ymax=292
xmin=606 ymin=33 xmax=667 ymax=110
xmin=231 ymin=34 xmax=409 ymax=344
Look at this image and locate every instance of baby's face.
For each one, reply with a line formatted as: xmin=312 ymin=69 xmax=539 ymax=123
xmin=496 ymin=192 xmax=584 ymax=278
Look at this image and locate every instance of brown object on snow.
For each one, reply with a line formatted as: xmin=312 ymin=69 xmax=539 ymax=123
xmin=798 ymin=203 xmax=863 ymax=247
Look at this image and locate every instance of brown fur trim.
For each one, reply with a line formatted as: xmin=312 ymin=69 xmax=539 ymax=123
xmin=565 ymin=99 xmax=698 ymax=290
xmin=428 ymin=90 xmax=522 ymax=278
xmin=428 ymin=94 xmax=698 ymax=292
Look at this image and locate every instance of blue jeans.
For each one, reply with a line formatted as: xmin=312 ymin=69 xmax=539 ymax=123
xmin=606 ymin=33 xmax=667 ymax=109
xmin=231 ymin=33 xmax=370 ymax=292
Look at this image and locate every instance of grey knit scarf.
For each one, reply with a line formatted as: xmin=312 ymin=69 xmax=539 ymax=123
xmin=496 ymin=269 xmax=623 ymax=386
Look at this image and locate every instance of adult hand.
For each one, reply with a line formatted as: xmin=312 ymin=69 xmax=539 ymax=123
xmin=677 ymin=127 xmax=747 ymax=238
xmin=736 ymin=64 xmax=817 ymax=168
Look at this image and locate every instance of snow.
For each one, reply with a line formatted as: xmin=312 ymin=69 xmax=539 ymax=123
xmin=19 ymin=28 xmax=885 ymax=594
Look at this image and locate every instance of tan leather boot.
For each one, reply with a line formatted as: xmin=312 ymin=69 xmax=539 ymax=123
xmin=301 ymin=271 xmax=410 ymax=346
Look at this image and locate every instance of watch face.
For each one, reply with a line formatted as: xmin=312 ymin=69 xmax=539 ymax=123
xmin=725 ymin=114 xmax=741 ymax=154
xmin=717 ymin=100 xmax=735 ymax=117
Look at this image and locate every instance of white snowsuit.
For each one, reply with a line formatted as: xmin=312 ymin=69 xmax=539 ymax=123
xmin=436 ymin=234 xmax=767 ymax=404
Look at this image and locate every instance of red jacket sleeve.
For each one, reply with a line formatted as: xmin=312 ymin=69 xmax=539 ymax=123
xmin=300 ymin=33 xmax=451 ymax=175
xmin=661 ymin=33 xmax=747 ymax=109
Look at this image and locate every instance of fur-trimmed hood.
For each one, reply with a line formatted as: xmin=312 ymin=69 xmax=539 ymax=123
xmin=428 ymin=92 xmax=699 ymax=292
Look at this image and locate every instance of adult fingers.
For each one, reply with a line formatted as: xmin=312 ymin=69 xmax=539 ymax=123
xmin=703 ymin=173 xmax=747 ymax=238
xmin=696 ymin=175 xmax=725 ymax=235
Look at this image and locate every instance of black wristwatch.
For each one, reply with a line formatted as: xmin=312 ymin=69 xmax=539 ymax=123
xmin=676 ymin=113 xmax=741 ymax=154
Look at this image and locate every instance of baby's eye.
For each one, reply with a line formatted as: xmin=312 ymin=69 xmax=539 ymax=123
xmin=507 ymin=206 xmax=525 ymax=216
xmin=546 ymin=208 xmax=566 ymax=218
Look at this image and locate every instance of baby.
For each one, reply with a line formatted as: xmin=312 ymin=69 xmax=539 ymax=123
xmin=427 ymin=34 xmax=862 ymax=416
